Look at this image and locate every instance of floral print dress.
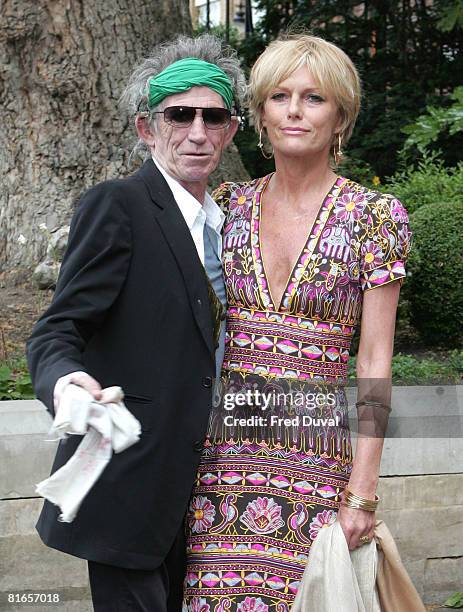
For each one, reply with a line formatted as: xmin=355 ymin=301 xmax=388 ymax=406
xmin=183 ymin=175 xmax=411 ymax=611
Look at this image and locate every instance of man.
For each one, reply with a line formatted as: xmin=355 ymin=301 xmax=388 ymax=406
xmin=27 ymin=34 xmax=244 ymax=611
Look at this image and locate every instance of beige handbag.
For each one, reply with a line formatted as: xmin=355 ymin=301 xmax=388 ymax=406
xmin=292 ymin=520 xmax=425 ymax=612
xmin=374 ymin=521 xmax=426 ymax=612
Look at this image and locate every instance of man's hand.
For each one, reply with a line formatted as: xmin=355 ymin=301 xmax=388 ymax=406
xmin=54 ymin=371 xmax=103 ymax=411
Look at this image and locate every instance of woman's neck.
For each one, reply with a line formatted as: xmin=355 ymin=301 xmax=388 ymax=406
xmin=269 ymin=152 xmax=338 ymax=210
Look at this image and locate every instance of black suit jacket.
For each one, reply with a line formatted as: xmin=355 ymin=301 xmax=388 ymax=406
xmin=27 ymin=160 xmax=217 ymax=569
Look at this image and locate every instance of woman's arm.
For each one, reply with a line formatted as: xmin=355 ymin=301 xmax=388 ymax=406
xmin=337 ymin=280 xmax=401 ymax=548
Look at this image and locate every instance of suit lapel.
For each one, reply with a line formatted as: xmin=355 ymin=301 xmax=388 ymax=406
xmin=136 ymin=160 xmax=215 ymax=358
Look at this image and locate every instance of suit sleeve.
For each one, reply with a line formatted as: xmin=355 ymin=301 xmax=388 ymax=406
xmin=26 ymin=182 xmax=132 ymax=415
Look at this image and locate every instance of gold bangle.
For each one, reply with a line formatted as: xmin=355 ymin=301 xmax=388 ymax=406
xmin=355 ymin=400 xmax=391 ymax=412
xmin=342 ymin=488 xmax=380 ymax=512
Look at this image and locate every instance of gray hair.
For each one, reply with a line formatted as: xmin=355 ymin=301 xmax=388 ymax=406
xmin=120 ymin=34 xmax=246 ymax=161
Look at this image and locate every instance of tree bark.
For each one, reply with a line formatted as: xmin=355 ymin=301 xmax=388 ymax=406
xmin=0 ymin=0 xmax=248 ymax=272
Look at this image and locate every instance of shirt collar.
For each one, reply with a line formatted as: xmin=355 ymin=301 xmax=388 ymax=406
xmin=152 ymin=156 xmax=225 ymax=234
xmin=203 ymin=191 xmax=225 ymax=234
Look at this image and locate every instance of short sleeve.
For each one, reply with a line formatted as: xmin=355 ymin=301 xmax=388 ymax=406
xmin=360 ymin=195 xmax=412 ymax=291
xmin=212 ymin=182 xmax=234 ymax=215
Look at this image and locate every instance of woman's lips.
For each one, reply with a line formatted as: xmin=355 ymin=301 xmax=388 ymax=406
xmin=281 ymin=127 xmax=310 ymax=133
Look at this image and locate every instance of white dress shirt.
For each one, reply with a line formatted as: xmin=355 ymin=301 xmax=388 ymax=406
xmin=152 ymin=157 xmax=224 ymax=263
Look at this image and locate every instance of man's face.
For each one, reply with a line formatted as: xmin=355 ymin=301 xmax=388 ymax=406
xmin=138 ymin=86 xmax=238 ymax=197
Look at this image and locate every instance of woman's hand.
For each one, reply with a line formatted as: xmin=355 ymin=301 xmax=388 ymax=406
xmin=337 ymin=503 xmax=376 ymax=550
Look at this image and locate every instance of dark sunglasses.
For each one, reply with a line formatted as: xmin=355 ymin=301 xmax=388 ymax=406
xmin=152 ymin=106 xmax=233 ymax=129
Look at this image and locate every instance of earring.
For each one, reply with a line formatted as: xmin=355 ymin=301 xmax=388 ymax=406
xmin=258 ymin=128 xmax=274 ymax=160
xmin=334 ymin=133 xmax=344 ymax=165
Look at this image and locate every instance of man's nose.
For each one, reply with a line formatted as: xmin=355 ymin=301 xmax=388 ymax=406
xmin=187 ymin=111 xmax=208 ymax=143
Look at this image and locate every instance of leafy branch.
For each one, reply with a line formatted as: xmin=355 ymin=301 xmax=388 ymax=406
xmin=402 ymin=86 xmax=463 ymax=153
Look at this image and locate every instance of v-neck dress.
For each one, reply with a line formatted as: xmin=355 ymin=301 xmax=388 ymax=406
xmin=183 ymin=175 xmax=411 ymax=611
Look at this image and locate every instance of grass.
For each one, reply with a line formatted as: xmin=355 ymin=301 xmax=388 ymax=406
xmin=0 ymin=351 xmax=461 ymax=401
xmin=348 ymin=350 xmax=463 ymax=385
xmin=0 ymin=356 xmax=34 ymax=400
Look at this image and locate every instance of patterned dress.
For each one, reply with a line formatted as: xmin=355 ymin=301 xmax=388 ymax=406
xmin=183 ymin=175 xmax=411 ymax=611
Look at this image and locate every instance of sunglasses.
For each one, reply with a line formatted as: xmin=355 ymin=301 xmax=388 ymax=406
xmin=151 ymin=106 xmax=233 ymax=129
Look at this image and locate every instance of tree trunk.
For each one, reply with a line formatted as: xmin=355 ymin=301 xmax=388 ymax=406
xmin=0 ymin=0 xmax=248 ymax=272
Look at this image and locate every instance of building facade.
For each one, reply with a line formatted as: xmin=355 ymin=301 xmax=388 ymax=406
xmin=189 ymin=0 xmax=257 ymax=36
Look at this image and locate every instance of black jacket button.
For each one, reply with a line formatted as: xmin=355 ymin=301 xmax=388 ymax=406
xmin=193 ymin=440 xmax=204 ymax=452
xmin=202 ymin=376 xmax=212 ymax=388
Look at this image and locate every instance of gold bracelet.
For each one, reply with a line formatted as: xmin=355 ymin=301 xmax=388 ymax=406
xmin=342 ymin=488 xmax=380 ymax=512
xmin=355 ymin=400 xmax=391 ymax=412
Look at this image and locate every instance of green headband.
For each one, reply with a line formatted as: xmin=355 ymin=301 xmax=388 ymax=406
xmin=145 ymin=57 xmax=234 ymax=110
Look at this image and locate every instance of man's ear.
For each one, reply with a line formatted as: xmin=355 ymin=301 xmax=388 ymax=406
xmin=223 ymin=117 xmax=240 ymax=147
xmin=135 ymin=115 xmax=156 ymax=147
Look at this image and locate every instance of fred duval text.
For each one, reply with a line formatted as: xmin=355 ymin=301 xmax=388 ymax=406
xmin=223 ymin=415 xmax=342 ymax=427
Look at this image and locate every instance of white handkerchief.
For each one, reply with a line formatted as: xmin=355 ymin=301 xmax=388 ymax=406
xmin=36 ymin=384 xmax=141 ymax=523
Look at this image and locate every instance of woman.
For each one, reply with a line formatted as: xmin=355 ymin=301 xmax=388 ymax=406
xmin=183 ymin=34 xmax=411 ymax=611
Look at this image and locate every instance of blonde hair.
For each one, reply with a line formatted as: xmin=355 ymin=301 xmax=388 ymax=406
xmin=249 ymin=33 xmax=361 ymax=147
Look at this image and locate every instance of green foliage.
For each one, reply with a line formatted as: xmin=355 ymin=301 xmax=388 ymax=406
xmin=337 ymin=155 xmax=378 ymax=187
xmin=402 ymin=87 xmax=463 ymax=154
xmin=193 ymin=24 xmax=242 ymax=50
xmin=406 ymin=199 xmax=463 ymax=348
xmin=348 ymin=351 xmax=463 ymax=384
xmin=444 ymin=591 xmax=463 ymax=608
xmin=344 ymin=155 xmax=463 ymax=351
xmin=391 ymin=352 xmax=463 ymax=384
xmin=0 ymin=358 xmax=34 ymax=400
xmin=448 ymin=349 xmax=463 ymax=372
xmin=380 ymin=153 xmax=463 ymax=214
xmin=236 ymin=0 xmax=463 ymax=177
xmin=234 ymin=126 xmax=275 ymax=180
xmin=438 ymin=0 xmax=463 ymax=31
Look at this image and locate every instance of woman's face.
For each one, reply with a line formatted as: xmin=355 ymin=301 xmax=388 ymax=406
xmin=261 ymin=65 xmax=341 ymax=161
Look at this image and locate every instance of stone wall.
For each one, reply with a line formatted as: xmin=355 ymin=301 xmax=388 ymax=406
xmin=0 ymin=401 xmax=91 ymax=611
xmin=1 ymin=388 xmax=462 ymax=610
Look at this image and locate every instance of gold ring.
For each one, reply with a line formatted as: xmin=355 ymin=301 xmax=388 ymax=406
xmin=359 ymin=535 xmax=370 ymax=544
